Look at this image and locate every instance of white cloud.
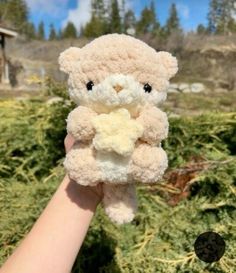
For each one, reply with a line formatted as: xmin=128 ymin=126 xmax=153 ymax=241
xmin=25 ymin=0 xmax=69 ymax=17
xmin=177 ymin=3 xmax=190 ymax=20
xmin=62 ymin=0 xmax=133 ymax=31
xmin=118 ymin=0 xmax=133 ymax=10
xmin=62 ymin=0 xmax=92 ymax=31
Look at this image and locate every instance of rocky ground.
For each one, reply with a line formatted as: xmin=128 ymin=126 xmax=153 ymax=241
xmin=2 ymin=34 xmax=235 ymax=93
xmin=0 ymin=34 xmax=235 ymax=117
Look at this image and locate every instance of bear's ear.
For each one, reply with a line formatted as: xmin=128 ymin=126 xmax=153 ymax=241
xmin=58 ymin=47 xmax=81 ymax=74
xmin=156 ymin=51 xmax=178 ymax=79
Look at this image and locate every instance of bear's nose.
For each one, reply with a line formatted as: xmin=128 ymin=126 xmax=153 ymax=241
xmin=113 ymin=84 xmax=123 ymax=93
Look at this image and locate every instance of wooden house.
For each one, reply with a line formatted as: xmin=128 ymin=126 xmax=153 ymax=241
xmin=0 ymin=26 xmax=17 ymax=84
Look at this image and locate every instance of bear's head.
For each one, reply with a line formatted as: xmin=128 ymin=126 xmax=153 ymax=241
xmin=59 ymin=34 xmax=178 ymax=116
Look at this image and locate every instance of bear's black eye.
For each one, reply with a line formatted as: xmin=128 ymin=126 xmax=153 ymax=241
xmin=86 ymin=81 xmax=94 ymax=91
xmin=143 ymin=83 xmax=152 ymax=93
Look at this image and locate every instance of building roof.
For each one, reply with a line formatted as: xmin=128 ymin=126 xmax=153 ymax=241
xmin=0 ymin=26 xmax=17 ymax=38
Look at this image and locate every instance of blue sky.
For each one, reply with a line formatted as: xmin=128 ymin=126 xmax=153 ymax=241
xmin=26 ymin=0 xmax=210 ymax=38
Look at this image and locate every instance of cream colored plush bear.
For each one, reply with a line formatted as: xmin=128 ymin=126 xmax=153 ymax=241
xmin=59 ymin=34 xmax=178 ymax=224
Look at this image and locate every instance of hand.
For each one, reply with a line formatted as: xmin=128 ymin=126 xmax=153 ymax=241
xmin=0 ymin=134 xmax=103 ymax=273
xmin=64 ymin=134 xmax=104 ymax=207
xmin=64 ymin=133 xmax=76 ymax=154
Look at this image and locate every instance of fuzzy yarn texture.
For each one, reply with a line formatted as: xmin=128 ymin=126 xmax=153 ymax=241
xmin=92 ymin=108 xmax=144 ymax=157
xmin=59 ymin=33 xmax=178 ymax=224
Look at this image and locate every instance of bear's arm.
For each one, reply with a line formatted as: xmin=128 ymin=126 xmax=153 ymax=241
xmin=136 ymin=107 xmax=169 ymax=146
xmin=66 ymin=106 xmax=97 ymax=142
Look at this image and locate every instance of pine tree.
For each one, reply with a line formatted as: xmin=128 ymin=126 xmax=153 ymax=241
xmin=57 ymin=29 xmax=62 ymax=40
xmin=0 ymin=0 xmax=38 ymax=39
xmin=136 ymin=7 xmax=151 ymax=34
xmin=124 ymin=9 xmax=136 ymax=33
xmin=79 ymin=25 xmax=84 ymax=37
xmin=136 ymin=1 xmax=159 ymax=35
xmin=217 ymin=0 xmax=236 ymax=34
xmin=84 ymin=0 xmax=108 ymax=37
xmin=49 ymin=23 xmax=57 ymax=40
xmin=208 ymin=0 xmax=218 ymax=33
xmin=227 ymin=0 xmax=236 ymax=33
xmin=0 ymin=0 xmax=29 ymax=32
xmin=121 ymin=0 xmax=126 ymax=19
xmin=208 ymin=0 xmax=236 ymax=34
xmin=120 ymin=0 xmax=126 ymax=32
xmin=197 ymin=24 xmax=207 ymax=34
xmin=165 ymin=3 xmax=181 ymax=36
xmin=24 ymin=22 xmax=36 ymax=39
xmin=84 ymin=15 xmax=107 ymax=37
xmin=228 ymin=17 xmax=236 ymax=33
xmin=110 ymin=0 xmax=122 ymax=33
xmin=92 ymin=0 xmax=107 ymax=18
xmin=150 ymin=0 xmax=160 ymax=36
xmin=37 ymin=21 xmax=45 ymax=40
xmin=216 ymin=0 xmax=228 ymax=34
xmin=62 ymin=22 xmax=77 ymax=39
xmin=0 ymin=1 xmax=7 ymax=22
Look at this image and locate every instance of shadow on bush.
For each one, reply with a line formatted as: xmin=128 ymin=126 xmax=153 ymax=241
xmin=72 ymin=228 xmax=120 ymax=273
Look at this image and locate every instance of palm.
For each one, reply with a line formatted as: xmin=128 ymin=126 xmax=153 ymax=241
xmin=64 ymin=134 xmax=104 ymax=203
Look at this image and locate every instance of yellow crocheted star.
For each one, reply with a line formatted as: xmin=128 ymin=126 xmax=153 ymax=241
xmin=92 ymin=108 xmax=143 ymax=157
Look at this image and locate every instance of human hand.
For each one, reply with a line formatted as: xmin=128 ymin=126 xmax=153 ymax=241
xmin=0 ymin=135 xmax=103 ymax=273
xmin=64 ymin=134 xmax=103 ymax=207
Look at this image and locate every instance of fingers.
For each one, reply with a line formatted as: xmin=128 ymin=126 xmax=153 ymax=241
xmin=64 ymin=134 xmax=75 ymax=153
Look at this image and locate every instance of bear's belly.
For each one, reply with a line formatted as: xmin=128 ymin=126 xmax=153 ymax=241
xmin=96 ymin=151 xmax=132 ymax=184
xmin=92 ymin=108 xmax=143 ymax=157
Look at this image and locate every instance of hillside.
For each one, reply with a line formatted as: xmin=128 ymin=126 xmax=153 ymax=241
xmin=4 ymin=34 xmax=236 ymax=93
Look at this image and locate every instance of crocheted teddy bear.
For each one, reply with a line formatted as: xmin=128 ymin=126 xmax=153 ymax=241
xmin=59 ymin=34 xmax=178 ymax=224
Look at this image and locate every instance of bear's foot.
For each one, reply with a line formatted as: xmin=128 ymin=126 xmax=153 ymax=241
xmin=102 ymin=184 xmax=137 ymax=224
